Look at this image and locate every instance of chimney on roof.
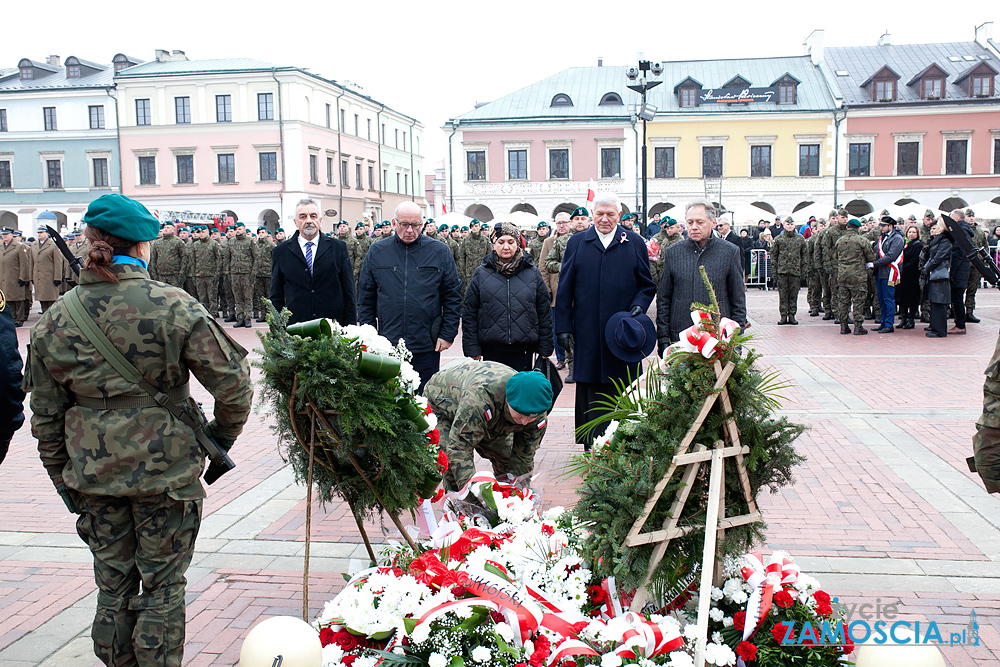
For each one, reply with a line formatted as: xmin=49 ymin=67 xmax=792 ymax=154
xmin=46 ymin=55 xmax=60 ymax=67
xmin=155 ymin=49 xmax=169 ymax=62
xmin=976 ymin=21 xmax=994 ymax=48
xmin=155 ymin=49 xmax=188 ymax=62
xmin=598 ymin=57 xmax=603 ymax=67
xmin=171 ymin=50 xmax=188 ymax=60
xmin=877 ymin=31 xmax=891 ymax=46
xmin=803 ymin=29 xmax=824 ymax=65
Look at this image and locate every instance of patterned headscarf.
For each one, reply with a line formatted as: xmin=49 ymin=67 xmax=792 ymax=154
xmin=490 ymin=221 xmax=524 ymax=276
xmin=490 ymin=221 xmax=521 ymax=244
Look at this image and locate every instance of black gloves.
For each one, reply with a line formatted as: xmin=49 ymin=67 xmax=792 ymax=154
xmin=629 ymin=305 xmax=644 ymax=318
xmin=53 ymin=280 xmax=62 ymax=286
xmin=17 ymin=280 xmax=26 ymax=287
xmin=557 ymin=333 xmax=574 ymax=352
xmin=57 ymin=484 xmax=80 ymax=514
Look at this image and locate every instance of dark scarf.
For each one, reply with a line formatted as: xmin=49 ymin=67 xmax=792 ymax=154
xmin=491 ymin=249 xmax=525 ymax=277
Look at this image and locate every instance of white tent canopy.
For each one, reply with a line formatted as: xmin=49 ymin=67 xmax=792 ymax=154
xmin=967 ymin=200 xmax=1000 ymax=222
xmin=494 ymin=210 xmax=547 ymax=231
xmin=436 ymin=212 xmax=474 ymax=228
xmin=786 ymin=201 xmax=836 ymax=222
xmin=722 ymin=202 xmax=777 ymax=224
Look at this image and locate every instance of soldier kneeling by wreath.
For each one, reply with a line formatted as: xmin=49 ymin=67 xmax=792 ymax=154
xmin=425 ymin=360 xmax=553 ymax=491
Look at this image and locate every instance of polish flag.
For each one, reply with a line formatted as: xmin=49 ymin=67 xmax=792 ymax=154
xmin=586 ymin=179 xmax=596 ymax=204
xmin=441 ymin=201 xmax=447 ymax=215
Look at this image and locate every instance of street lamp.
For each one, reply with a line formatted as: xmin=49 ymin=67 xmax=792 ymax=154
xmin=627 ymin=60 xmax=662 ymax=236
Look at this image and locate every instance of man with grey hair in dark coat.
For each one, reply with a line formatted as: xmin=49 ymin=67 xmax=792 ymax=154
xmin=657 ymin=200 xmax=747 ymax=352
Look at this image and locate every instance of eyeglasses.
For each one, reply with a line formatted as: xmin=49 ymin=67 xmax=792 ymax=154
xmin=397 ymin=222 xmax=421 ymax=229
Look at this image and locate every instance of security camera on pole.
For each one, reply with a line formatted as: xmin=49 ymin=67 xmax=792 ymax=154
xmin=627 ymin=60 xmax=662 ymax=237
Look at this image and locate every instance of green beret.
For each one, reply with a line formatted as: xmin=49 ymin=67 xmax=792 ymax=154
xmin=471 ymin=219 xmax=481 ymax=225
xmin=438 ymin=224 xmax=449 ymax=232
xmin=258 ymin=226 xmax=268 ymax=232
xmin=461 ymin=225 xmax=470 ymax=231
xmin=537 ymin=221 xmax=550 ymax=229
xmin=451 ymin=225 xmax=460 ymax=231
xmin=847 ymin=218 xmax=862 ymax=228
xmin=570 ymin=207 xmax=589 ymax=218
xmin=357 ymin=222 xmax=367 ymax=229
xmin=621 ymin=213 xmax=635 ymax=221
xmin=382 ymin=220 xmax=390 ymax=225
xmin=235 ymin=221 xmax=246 ymax=228
xmin=506 ymin=371 xmax=553 ymax=416
xmin=82 ymin=194 xmax=159 ymax=242
xmin=427 ymin=218 xmax=434 ymax=224
xmin=226 ymin=225 xmax=235 ymax=231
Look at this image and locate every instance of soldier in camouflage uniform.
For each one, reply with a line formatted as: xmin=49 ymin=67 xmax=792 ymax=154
xmin=148 ymin=222 xmax=185 ymax=287
xmin=178 ymin=226 xmax=196 ymax=296
xmin=813 ymin=221 xmax=833 ymax=318
xmin=805 ymin=220 xmax=825 ymax=315
xmin=447 ymin=225 xmax=462 ymax=262
xmin=973 ymin=329 xmax=1000 ymax=494
xmin=191 ymin=226 xmax=222 ymax=314
xmin=458 ymin=220 xmax=492 ymax=299
xmin=965 ymin=210 xmax=986 ymax=323
xmin=353 ymin=222 xmax=372 ymax=287
xmin=917 ymin=210 xmax=936 ymax=323
xmin=771 ymin=217 xmax=808 ymax=324
xmin=226 ymin=222 xmax=257 ymax=328
xmin=425 ymin=360 xmax=551 ymax=491
xmin=253 ymin=226 xmax=275 ymax=322
xmin=821 ymin=209 xmax=849 ymax=323
xmin=834 ymin=218 xmax=876 ymax=335
xmin=863 ymin=216 xmax=883 ymax=323
xmin=220 ymin=226 xmax=236 ymax=321
xmin=26 ymin=194 xmax=252 ymax=667
xmin=526 ymin=221 xmax=550 ymax=261
xmin=650 ymin=218 xmax=682 ymax=290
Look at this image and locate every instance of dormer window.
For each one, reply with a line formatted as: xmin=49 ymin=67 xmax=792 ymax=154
xmin=679 ymin=88 xmax=696 ymax=107
xmin=115 ymin=62 xmax=128 ymax=73
xmin=972 ymin=75 xmax=993 ymax=97
xmin=550 ymin=93 xmax=573 ymax=107
xmin=20 ymin=67 xmax=33 ymax=80
xmin=953 ymin=60 xmax=996 ymax=98
xmin=862 ymin=65 xmax=900 ymax=102
xmin=67 ymin=65 xmax=80 ymax=78
xmin=779 ymin=84 xmax=796 ymax=104
xmin=599 ymin=92 xmax=623 ymax=106
xmin=922 ymin=78 xmax=944 ymax=99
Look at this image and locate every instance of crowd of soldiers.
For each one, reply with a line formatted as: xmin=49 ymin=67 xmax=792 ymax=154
xmin=0 ymin=226 xmax=90 ymax=327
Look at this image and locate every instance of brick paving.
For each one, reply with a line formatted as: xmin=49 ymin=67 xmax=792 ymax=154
xmin=2 ymin=289 xmax=1000 ymax=665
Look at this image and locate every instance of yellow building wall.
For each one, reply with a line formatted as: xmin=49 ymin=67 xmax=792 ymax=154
xmin=647 ymin=116 xmax=833 ymax=179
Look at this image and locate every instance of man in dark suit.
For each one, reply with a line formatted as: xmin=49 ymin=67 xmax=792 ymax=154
xmin=270 ymin=199 xmax=356 ymax=325
xmin=554 ymin=193 xmax=656 ymax=449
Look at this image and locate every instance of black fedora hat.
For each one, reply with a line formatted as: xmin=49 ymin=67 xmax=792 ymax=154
xmin=605 ymin=311 xmax=657 ymax=362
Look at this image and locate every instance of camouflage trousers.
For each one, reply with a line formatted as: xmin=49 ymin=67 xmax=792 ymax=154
xmin=438 ymin=420 xmax=532 ymax=492
xmin=231 ymin=273 xmax=253 ymax=320
xmin=967 ymin=267 xmax=981 ymax=312
xmin=253 ymin=276 xmax=269 ymax=315
xmin=194 ymin=277 xmax=218 ymax=314
xmin=828 ymin=268 xmax=840 ymax=318
xmin=776 ymin=273 xmax=800 ymax=318
xmin=75 ymin=492 xmax=202 ymax=667
xmin=158 ymin=274 xmax=182 ymax=289
xmin=865 ymin=271 xmax=881 ymax=321
xmin=837 ymin=280 xmax=867 ymax=326
xmin=220 ymin=275 xmax=234 ymax=316
xmin=806 ymin=270 xmax=822 ymax=311
xmin=819 ymin=270 xmax=832 ymax=313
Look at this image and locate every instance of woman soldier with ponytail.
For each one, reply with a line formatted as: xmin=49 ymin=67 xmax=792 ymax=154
xmin=26 ymin=194 xmax=253 ymax=667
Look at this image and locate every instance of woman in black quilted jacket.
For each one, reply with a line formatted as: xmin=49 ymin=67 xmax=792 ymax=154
xmin=462 ymin=221 xmax=553 ymax=372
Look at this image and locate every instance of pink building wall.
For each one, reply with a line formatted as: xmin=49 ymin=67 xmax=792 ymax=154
xmin=845 ymin=111 xmax=1000 ymax=190
xmin=461 ymin=127 xmax=625 ymax=182
xmin=120 ymin=129 xmax=283 ymax=195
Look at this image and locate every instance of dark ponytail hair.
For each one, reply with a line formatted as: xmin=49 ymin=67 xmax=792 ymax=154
xmin=84 ymin=226 xmax=137 ymax=283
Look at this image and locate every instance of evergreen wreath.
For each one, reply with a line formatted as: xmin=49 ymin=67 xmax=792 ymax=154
xmin=254 ymin=304 xmax=441 ymax=519
xmin=570 ymin=271 xmax=806 ymax=606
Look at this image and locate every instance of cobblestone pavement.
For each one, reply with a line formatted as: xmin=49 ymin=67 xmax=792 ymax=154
xmin=3 ymin=288 xmax=1000 ymax=665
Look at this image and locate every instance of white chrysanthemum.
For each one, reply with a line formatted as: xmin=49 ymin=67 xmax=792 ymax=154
xmin=710 ymin=587 xmax=724 ymax=601
xmin=730 ymin=590 xmax=748 ymax=605
xmin=411 ymin=623 xmax=431 ymax=644
xmin=542 ymin=506 xmax=566 ymax=520
xmin=668 ymin=652 xmax=694 ymax=667
xmin=712 ymin=631 xmax=723 ymax=644
xmin=495 ymin=622 xmax=514 ymax=643
xmin=722 ymin=616 xmax=733 ymax=628
xmin=428 ymin=653 xmax=448 ymax=667
xmin=454 ymin=605 xmax=473 ymax=619
xmin=704 ymin=642 xmax=736 ymax=666
xmin=354 ymin=658 xmax=378 ymax=667
xmin=471 ymin=646 xmax=492 ymax=663
xmin=321 ymin=643 xmax=345 ymax=667
xmin=722 ymin=578 xmax=742 ymax=598
xmin=601 ymin=654 xmax=623 ymax=667
xmin=683 ymin=624 xmax=701 ymax=640
xmin=709 ymin=607 xmax=724 ymax=622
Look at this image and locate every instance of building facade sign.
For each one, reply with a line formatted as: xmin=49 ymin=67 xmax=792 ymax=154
xmin=697 ymin=88 xmax=777 ymax=105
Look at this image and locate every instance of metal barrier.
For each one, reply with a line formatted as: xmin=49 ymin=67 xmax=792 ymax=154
xmin=745 ymin=248 xmax=771 ymax=290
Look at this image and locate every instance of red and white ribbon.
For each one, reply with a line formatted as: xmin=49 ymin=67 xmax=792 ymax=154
xmin=666 ymin=310 xmax=740 ymax=359
xmin=740 ymin=551 xmax=799 ymax=640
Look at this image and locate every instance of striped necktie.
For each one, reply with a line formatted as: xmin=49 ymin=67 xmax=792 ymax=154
xmin=305 ymin=241 xmax=314 ymax=274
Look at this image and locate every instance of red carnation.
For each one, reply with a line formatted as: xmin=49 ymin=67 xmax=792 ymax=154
xmin=771 ymin=623 xmax=791 ymax=644
xmin=425 ymin=404 xmax=433 ymax=415
xmin=570 ymin=621 xmax=589 ymax=635
xmin=436 ymin=450 xmax=449 ymax=472
xmin=319 ymin=627 xmax=335 ymax=647
xmin=451 ymin=584 xmax=467 ymax=597
xmin=430 ymin=488 xmax=445 ymax=503
xmin=773 ymin=589 xmax=794 ymax=608
xmin=588 ymin=585 xmax=608 ymax=605
xmin=541 ymin=523 xmax=555 ymax=536
xmin=813 ymin=590 xmax=831 ymax=605
xmin=428 ymin=429 xmax=440 ymax=445
xmin=840 ymin=624 xmax=855 ymax=654
xmin=733 ymin=611 xmax=746 ymax=631
xmin=529 ymin=634 xmax=551 ymax=667
xmin=491 ymin=610 xmax=506 ymax=623
xmin=816 ymin=601 xmax=833 ymax=617
xmin=736 ymin=641 xmax=757 ymax=661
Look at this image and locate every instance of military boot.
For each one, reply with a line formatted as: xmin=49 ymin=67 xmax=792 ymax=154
xmin=966 ymin=311 xmax=981 ymax=323
xmin=854 ymin=324 xmax=868 ymax=335
xmin=840 ymin=323 xmax=851 ymax=335
xmin=777 ymin=317 xmax=788 ymax=325
xmin=565 ymin=360 xmax=575 ymax=384
xmin=809 ymin=310 xmax=819 ymax=317
xmin=225 ymin=313 xmax=236 ymax=322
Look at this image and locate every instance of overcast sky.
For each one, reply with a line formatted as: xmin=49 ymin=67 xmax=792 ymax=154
xmin=5 ymin=1 xmax=996 ymax=174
